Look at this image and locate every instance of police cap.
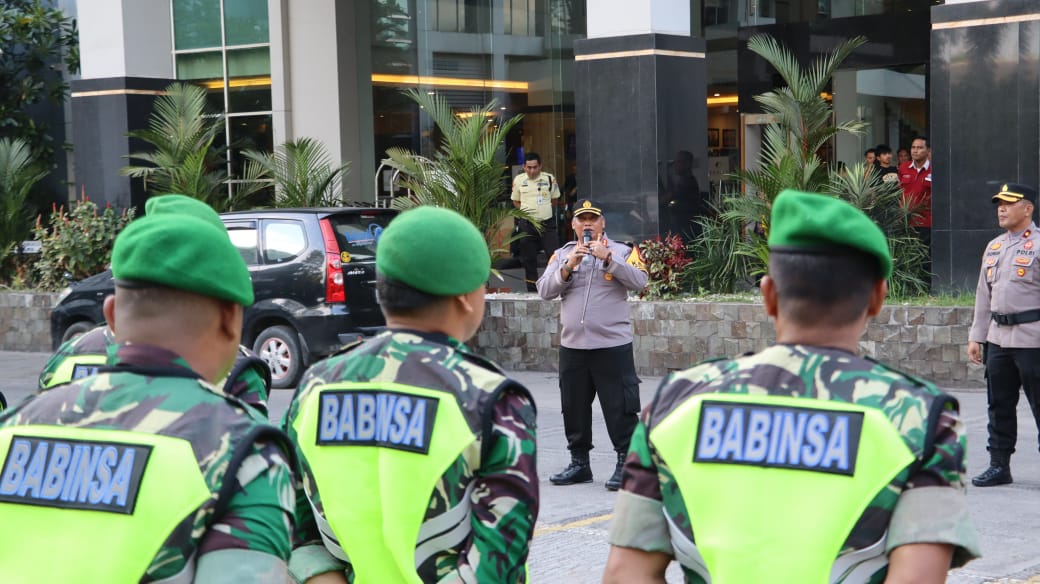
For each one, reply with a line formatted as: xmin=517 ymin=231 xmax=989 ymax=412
xmin=992 ymin=182 xmax=1038 ymax=205
xmin=573 ymin=199 xmax=602 ymax=218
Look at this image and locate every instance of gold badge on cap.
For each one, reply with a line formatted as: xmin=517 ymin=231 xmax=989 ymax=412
xmin=1003 ymin=184 xmax=1009 ymax=192
xmin=582 ymin=201 xmax=592 ymax=209
xmin=1019 ymin=268 xmax=1027 ymax=277
xmin=992 ymin=243 xmax=1002 ymax=250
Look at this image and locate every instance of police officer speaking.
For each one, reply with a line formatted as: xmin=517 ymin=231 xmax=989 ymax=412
xmin=0 ymin=195 xmax=296 ymax=582
xmin=968 ymin=182 xmax=1040 ymax=487
xmin=604 ymin=190 xmax=979 ymax=583
xmin=282 ymin=206 xmax=539 ymax=583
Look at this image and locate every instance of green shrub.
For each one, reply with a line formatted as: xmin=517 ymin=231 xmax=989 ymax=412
xmin=638 ymin=233 xmax=693 ymax=300
xmin=32 ymin=196 xmax=135 ymax=290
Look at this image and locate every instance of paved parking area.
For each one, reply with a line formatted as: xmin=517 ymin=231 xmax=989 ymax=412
xmin=3 ymin=352 xmax=1039 ymax=582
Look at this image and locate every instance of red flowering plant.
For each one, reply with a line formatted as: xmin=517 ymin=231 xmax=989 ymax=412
xmin=637 ymin=232 xmax=693 ymax=299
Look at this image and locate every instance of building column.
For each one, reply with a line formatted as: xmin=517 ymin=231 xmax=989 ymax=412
xmin=930 ymin=0 xmax=1040 ymax=290
xmin=71 ymin=0 xmax=174 ymax=211
xmin=575 ymin=0 xmax=707 ymax=243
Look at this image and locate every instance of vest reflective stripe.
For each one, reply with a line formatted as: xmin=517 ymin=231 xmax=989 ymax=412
xmin=649 ymin=393 xmax=915 ymax=584
xmin=294 ymin=381 xmax=477 ymax=583
xmin=0 ymin=425 xmax=211 ymax=583
xmin=44 ymin=354 xmax=108 ymax=388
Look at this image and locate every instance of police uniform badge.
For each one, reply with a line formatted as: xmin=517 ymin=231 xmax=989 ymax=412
xmin=1027 ymin=241 xmax=1034 ymax=250
xmin=604 ymin=273 xmax=613 ymax=281
xmin=1015 ymin=256 xmax=1030 ymax=265
xmin=1018 ymin=268 xmax=1027 ymax=277
xmin=992 ymin=242 xmax=1002 ymax=250
xmin=986 ymin=258 xmax=996 ymax=266
xmin=626 ymin=247 xmax=647 ymax=272
xmin=1027 ymin=230 xmax=1033 ymax=238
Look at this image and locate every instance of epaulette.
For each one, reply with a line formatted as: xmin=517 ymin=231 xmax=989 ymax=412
xmin=459 ymin=349 xmax=507 ymax=375
xmin=329 ymin=338 xmax=366 ymax=358
xmin=862 ymin=355 xmax=938 ymax=391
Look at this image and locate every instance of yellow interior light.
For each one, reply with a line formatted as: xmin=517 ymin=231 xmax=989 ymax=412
xmin=371 ymin=73 xmax=529 ymax=92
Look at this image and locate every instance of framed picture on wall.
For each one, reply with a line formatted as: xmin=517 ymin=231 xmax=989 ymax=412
xmin=708 ymin=128 xmax=720 ymax=148
xmin=722 ymin=128 xmax=738 ymax=149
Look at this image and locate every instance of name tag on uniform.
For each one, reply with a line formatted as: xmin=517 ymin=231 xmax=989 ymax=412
xmin=694 ymin=401 xmax=863 ymax=476
xmin=0 ymin=436 xmax=151 ymax=514
xmin=72 ymin=364 xmax=100 ymax=380
xmin=317 ymin=390 xmax=438 ymax=454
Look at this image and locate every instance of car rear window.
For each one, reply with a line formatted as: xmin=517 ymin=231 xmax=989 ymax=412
xmin=327 ymin=212 xmax=395 ymax=260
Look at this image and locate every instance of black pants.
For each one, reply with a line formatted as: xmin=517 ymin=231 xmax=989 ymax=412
xmin=985 ymin=343 xmax=1040 ymax=457
xmin=517 ymin=219 xmax=558 ymax=292
xmin=559 ymin=343 xmax=641 ymax=455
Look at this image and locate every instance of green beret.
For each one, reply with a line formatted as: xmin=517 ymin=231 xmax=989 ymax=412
xmin=112 ymin=214 xmax=254 ymax=306
xmin=145 ymin=194 xmax=224 ymax=230
xmin=768 ymin=189 xmax=892 ymax=279
xmin=377 ymin=206 xmax=490 ymax=296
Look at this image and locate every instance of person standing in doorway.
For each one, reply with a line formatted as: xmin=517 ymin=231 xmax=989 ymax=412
xmin=537 ymin=199 xmax=648 ymax=490
xmin=968 ymin=182 xmax=1040 ymax=487
xmin=512 ymin=152 xmax=561 ymax=292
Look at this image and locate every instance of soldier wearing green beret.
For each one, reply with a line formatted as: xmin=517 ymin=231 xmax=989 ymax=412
xmin=603 ymin=190 xmax=980 ymax=583
xmin=282 ymin=206 xmax=539 ymax=583
xmin=0 ymin=195 xmax=296 ymax=582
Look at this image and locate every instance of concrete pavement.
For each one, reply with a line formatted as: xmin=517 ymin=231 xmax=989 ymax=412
xmin=3 ymin=351 xmax=1039 ymax=582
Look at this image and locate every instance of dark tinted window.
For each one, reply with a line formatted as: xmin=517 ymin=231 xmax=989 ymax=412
xmin=327 ymin=212 xmax=396 ymax=261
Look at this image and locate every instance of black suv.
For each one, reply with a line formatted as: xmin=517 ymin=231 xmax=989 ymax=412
xmin=50 ymin=207 xmax=398 ymax=388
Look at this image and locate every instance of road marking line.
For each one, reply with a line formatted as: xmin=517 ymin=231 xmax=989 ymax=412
xmin=535 ymin=513 xmax=612 ymax=536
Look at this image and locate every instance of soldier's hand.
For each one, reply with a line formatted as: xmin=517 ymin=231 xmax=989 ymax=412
xmin=967 ymin=341 xmax=983 ymax=365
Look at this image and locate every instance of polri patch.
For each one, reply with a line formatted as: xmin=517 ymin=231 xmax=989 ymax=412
xmin=0 ymin=436 xmax=151 ymax=514
xmin=693 ymin=401 xmax=863 ymax=476
xmin=317 ymin=390 xmax=438 ymax=454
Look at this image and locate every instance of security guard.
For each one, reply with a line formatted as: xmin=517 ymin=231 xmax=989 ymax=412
xmin=968 ymin=182 xmax=1040 ymax=487
xmin=537 ymin=199 xmax=648 ymax=490
xmin=604 ymin=190 xmax=979 ymax=583
xmin=39 ymin=324 xmax=273 ymax=416
xmin=512 ymin=152 xmax=561 ymax=291
xmin=283 ymin=206 xmax=539 ymax=583
xmin=0 ymin=195 xmax=295 ymax=582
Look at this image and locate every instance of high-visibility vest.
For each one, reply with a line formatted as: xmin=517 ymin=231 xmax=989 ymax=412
xmin=41 ymin=354 xmax=108 ymax=388
xmin=294 ymin=381 xmax=480 ymax=583
xmin=0 ymin=425 xmax=211 ymax=583
xmin=649 ymin=393 xmax=916 ymax=584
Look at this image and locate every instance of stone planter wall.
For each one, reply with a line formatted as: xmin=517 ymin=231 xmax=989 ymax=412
xmin=0 ymin=292 xmax=985 ymax=386
xmin=0 ymin=293 xmax=61 ymax=352
xmin=475 ymin=296 xmax=984 ymax=387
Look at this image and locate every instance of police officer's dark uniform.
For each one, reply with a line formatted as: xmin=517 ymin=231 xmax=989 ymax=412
xmin=512 ymin=160 xmax=561 ymax=292
xmin=969 ymin=182 xmax=1040 ymax=486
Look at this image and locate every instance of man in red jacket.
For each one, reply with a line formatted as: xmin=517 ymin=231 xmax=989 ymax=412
xmin=899 ymin=136 xmax=933 ymax=266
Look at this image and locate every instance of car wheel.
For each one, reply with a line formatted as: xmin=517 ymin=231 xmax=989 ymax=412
xmin=61 ymin=321 xmax=96 ymax=344
xmin=253 ymin=325 xmax=304 ymax=389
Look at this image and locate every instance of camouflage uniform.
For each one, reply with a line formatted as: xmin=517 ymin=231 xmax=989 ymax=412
xmin=610 ymin=344 xmax=981 ymax=583
xmin=38 ymin=325 xmax=271 ymax=416
xmin=1 ymin=343 xmax=295 ymax=582
xmin=283 ymin=330 xmax=539 ymax=583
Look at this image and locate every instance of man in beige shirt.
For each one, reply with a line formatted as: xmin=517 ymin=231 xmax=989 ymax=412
xmin=512 ymin=152 xmax=560 ymax=291
xmin=968 ymin=182 xmax=1040 ymax=487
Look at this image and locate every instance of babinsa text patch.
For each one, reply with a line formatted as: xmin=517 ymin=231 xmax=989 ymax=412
xmin=694 ymin=401 xmax=863 ymax=475
xmin=0 ymin=436 xmax=151 ymax=514
xmin=72 ymin=364 xmax=100 ymax=380
xmin=317 ymin=390 xmax=438 ymax=454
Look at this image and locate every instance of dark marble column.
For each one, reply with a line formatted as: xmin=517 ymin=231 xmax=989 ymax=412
xmin=70 ymin=77 xmax=173 ymax=211
xmin=931 ymin=0 xmax=1040 ymax=291
xmin=574 ymin=34 xmax=707 ymax=244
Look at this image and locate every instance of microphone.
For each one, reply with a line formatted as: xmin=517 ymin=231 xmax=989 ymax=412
xmin=581 ymin=229 xmax=593 ymax=267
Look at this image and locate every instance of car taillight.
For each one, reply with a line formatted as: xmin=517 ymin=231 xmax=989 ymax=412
xmin=319 ymin=218 xmax=346 ymax=303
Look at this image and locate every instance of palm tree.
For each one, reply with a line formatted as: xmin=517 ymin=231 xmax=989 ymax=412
xmin=381 ymin=89 xmax=538 ymax=261
xmin=239 ymin=137 xmax=351 ymax=207
xmin=689 ymin=34 xmax=928 ymax=295
xmin=121 ymin=82 xmax=234 ymax=210
xmin=0 ymin=137 xmax=46 ymax=264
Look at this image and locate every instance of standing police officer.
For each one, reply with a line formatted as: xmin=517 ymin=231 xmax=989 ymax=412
xmin=604 ymin=190 xmax=979 ymax=582
xmin=283 ymin=206 xmax=538 ymax=583
xmin=512 ymin=152 xmax=561 ymax=291
xmin=537 ymin=199 xmax=648 ymax=490
xmin=968 ymin=182 xmax=1040 ymax=487
xmin=0 ymin=196 xmax=295 ymax=582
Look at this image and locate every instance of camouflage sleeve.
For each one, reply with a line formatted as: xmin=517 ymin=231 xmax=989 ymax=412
xmin=608 ymin=418 xmax=672 ymax=553
xmin=197 ymin=441 xmax=296 ymax=561
xmin=457 ymin=389 xmax=538 ymax=583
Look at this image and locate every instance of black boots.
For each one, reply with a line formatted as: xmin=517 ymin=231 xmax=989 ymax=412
xmin=550 ymin=453 xmax=593 ymax=485
xmin=604 ymin=451 xmax=626 ymax=491
xmin=972 ymin=453 xmax=1013 ymax=487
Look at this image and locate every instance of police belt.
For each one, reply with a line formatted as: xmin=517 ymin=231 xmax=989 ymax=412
xmin=992 ymin=310 xmax=1040 ymax=326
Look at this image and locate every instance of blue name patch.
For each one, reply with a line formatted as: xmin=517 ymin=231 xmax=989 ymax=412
xmin=72 ymin=364 xmax=99 ymax=380
xmin=694 ymin=401 xmax=863 ymax=475
xmin=317 ymin=390 xmax=438 ymax=454
xmin=0 ymin=436 xmax=151 ymax=514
